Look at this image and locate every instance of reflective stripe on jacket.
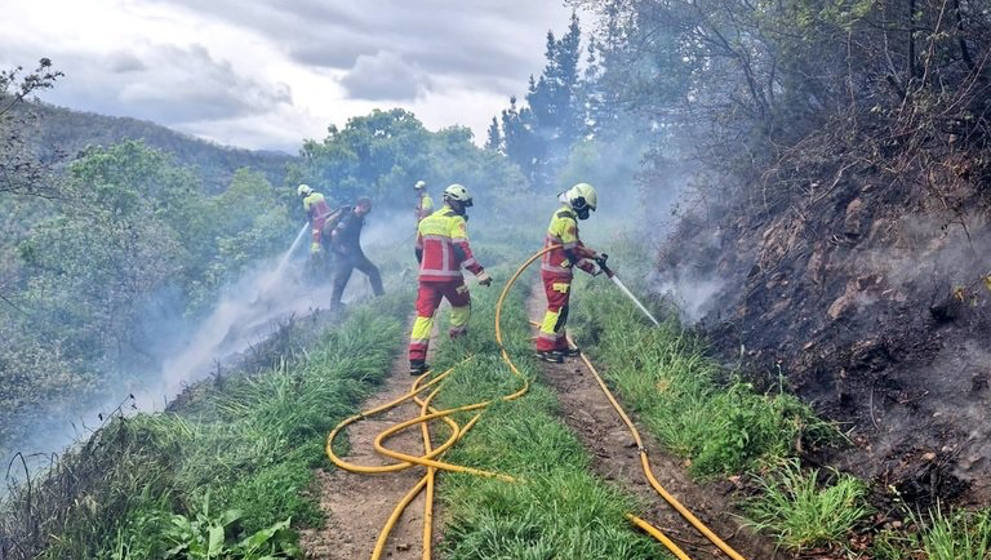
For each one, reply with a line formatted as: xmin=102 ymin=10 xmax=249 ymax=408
xmin=303 ymin=192 xmax=332 ymax=231
xmin=416 ymin=193 xmax=434 ymax=221
xmin=416 ymin=205 xmax=484 ymax=282
xmin=542 ymin=205 xmax=596 ymax=278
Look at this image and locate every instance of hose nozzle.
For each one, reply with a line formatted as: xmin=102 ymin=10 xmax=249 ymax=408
xmin=595 ymin=253 xmax=614 ymax=278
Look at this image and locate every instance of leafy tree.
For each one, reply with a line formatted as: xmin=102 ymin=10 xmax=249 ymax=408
xmin=291 ymin=109 xmax=527 ymax=217
xmin=485 ymin=116 xmax=503 ymax=152
xmin=0 ymin=58 xmax=62 ymax=198
xmin=494 ymin=12 xmax=594 ymax=192
xmin=1 ymin=140 xmax=293 ymax=460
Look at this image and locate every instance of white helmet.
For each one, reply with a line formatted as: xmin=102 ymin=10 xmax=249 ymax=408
xmin=297 ymin=183 xmax=314 ymax=197
xmin=560 ymin=182 xmax=597 ymax=219
xmin=443 ymin=183 xmax=473 ymax=207
xmin=414 ymin=180 xmax=427 ymax=190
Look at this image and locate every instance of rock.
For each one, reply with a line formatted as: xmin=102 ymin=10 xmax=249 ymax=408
xmin=844 ymin=197 xmax=864 ymax=237
xmin=828 ymin=293 xmax=854 ymax=319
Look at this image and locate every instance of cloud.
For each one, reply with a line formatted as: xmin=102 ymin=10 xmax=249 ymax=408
xmin=339 ymin=50 xmax=429 ymax=101
xmin=15 ymin=42 xmax=293 ymax=126
xmin=108 ymin=51 xmax=147 ymax=73
xmin=115 ymin=43 xmax=293 ymax=123
xmin=0 ymin=0 xmax=579 ymax=151
xmin=149 ymin=0 xmax=569 ymax=92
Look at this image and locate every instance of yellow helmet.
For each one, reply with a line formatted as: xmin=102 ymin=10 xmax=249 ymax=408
xmin=297 ymin=183 xmax=313 ymax=197
xmin=563 ymin=182 xmax=597 ymax=219
xmin=443 ymin=183 xmax=473 ymax=207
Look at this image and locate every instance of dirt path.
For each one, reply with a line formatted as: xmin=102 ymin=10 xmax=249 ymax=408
xmin=527 ymin=282 xmax=782 ymax=560
xmin=300 ymin=318 xmax=441 ymax=560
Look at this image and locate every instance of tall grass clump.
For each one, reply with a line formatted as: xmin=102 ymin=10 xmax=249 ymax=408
xmin=742 ymin=459 xmax=871 ymax=552
xmin=430 ymin=266 xmax=668 ymax=559
xmin=919 ymin=507 xmax=991 ymax=560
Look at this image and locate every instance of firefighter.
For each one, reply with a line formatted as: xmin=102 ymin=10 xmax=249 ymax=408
xmin=298 ymin=184 xmax=332 ymax=256
xmin=329 ymin=197 xmax=384 ymax=311
xmin=414 ymin=180 xmax=434 ymax=223
xmin=536 ymin=183 xmax=601 ymax=363
xmin=408 ymin=184 xmax=491 ymax=375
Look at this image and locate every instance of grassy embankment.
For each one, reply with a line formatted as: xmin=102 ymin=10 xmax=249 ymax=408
xmin=18 ymin=292 xmax=408 ymax=559
xmin=564 ymin=238 xmax=991 ymax=557
xmin=560 ymin=239 xmax=872 ymax=554
xmin=425 ymin=261 xmax=669 ymax=559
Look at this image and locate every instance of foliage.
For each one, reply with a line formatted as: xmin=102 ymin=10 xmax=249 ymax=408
xmin=0 ymin=140 xmax=293 ymax=459
xmin=0 ymin=58 xmax=63 ymax=198
xmin=495 ymin=13 xmax=589 ymax=191
xmin=870 ymin=505 xmax=991 ymax=559
xmin=574 ymin=0 xmax=991 ymax=206
xmin=290 ymin=108 xmax=527 ymax=219
xmin=0 ymin=301 xmax=405 ymax=559
xmin=161 ymin=494 xmax=297 ymax=560
xmin=742 ymin=459 xmax=871 ymax=552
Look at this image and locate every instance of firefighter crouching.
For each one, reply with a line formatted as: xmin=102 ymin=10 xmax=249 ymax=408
xmin=408 ymin=184 xmax=491 ymax=375
xmin=536 ymin=183 xmax=601 ymax=363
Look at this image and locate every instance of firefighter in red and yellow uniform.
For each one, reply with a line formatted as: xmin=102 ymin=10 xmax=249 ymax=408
xmin=408 ymin=184 xmax=491 ymax=375
xmin=298 ymin=184 xmax=333 ymax=255
xmin=536 ymin=183 xmax=601 ymax=363
xmin=414 ymin=180 xmax=434 ymax=223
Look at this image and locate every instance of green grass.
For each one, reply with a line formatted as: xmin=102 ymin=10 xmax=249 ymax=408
xmin=741 ymin=459 xmax=871 ymax=552
xmin=429 ymin=266 xmax=670 ymax=559
xmin=869 ymin=506 xmax=991 ymax=560
xmin=33 ymin=292 xmax=409 ymax=559
xmin=920 ymin=507 xmax=991 ymax=560
xmin=566 ymin=243 xmax=836 ymax=478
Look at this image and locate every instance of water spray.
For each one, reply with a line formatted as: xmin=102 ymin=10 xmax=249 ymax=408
xmin=276 ymin=223 xmax=310 ymax=276
xmin=595 ymin=254 xmax=661 ymax=327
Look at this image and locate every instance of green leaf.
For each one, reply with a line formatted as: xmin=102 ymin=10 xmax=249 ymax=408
xmin=207 ymin=525 xmax=225 ymax=557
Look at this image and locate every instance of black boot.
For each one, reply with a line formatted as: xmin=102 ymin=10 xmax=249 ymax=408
xmin=409 ymin=360 xmax=430 ymax=376
xmin=535 ymin=350 xmax=564 ymax=364
xmin=562 ymin=346 xmax=581 ymax=357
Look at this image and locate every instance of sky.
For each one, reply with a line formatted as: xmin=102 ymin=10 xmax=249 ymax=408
xmin=0 ymin=1 xmax=579 ymax=153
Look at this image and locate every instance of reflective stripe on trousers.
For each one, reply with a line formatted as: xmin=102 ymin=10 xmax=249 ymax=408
xmin=536 ymin=275 xmax=571 ymax=352
xmin=408 ymin=280 xmax=471 ymax=362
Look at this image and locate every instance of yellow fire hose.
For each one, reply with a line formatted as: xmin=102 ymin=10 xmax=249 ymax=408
xmin=323 ymin=246 xmax=747 ymax=560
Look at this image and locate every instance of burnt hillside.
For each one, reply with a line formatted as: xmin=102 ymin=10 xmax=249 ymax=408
xmin=586 ymin=0 xmax=991 ymax=506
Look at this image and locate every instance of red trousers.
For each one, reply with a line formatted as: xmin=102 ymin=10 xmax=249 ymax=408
xmin=408 ymin=279 xmax=471 ymax=362
xmin=536 ymin=273 xmax=572 ymax=352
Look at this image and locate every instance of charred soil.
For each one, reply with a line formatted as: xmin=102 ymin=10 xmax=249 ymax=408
xmin=657 ymin=163 xmax=991 ymax=507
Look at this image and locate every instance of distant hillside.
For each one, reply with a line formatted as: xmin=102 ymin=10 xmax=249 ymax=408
xmin=16 ymin=100 xmax=296 ymax=191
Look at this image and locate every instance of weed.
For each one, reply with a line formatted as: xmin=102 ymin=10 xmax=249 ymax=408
xmin=161 ymin=493 xmax=298 ymax=559
xmin=742 ymin=459 xmax=871 ymax=552
xmin=920 ymin=506 xmax=991 ymax=560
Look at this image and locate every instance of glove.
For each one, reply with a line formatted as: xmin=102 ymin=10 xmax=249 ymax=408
xmin=310 ymin=242 xmax=322 ymax=255
xmin=477 ymin=270 xmax=492 ymax=287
